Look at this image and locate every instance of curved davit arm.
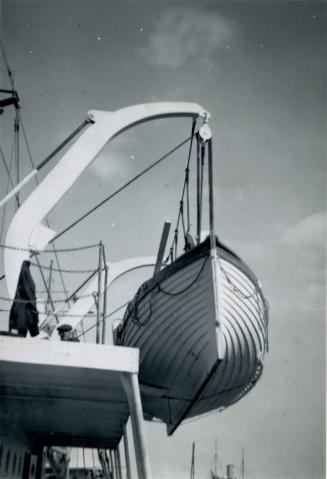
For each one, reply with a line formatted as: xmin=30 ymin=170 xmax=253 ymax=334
xmin=4 ymin=102 xmax=210 ymax=297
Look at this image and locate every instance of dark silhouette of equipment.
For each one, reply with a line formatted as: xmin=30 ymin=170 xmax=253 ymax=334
xmin=0 ymin=89 xmax=20 ymax=114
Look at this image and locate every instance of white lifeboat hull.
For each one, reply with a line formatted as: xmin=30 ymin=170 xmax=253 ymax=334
xmin=116 ymin=236 xmax=268 ymax=434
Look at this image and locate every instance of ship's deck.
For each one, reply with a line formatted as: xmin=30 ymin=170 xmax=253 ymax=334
xmin=0 ymin=336 xmax=139 ymax=448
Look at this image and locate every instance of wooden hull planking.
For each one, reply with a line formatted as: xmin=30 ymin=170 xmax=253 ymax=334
xmin=117 ymin=237 xmax=268 ymax=432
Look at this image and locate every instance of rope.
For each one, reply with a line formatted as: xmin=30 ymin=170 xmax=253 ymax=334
xmin=49 ymin=131 xmax=198 ymax=245
xmin=216 ymin=253 xmax=269 ymax=350
xmin=76 ymin=301 xmax=129 ymax=338
xmin=157 ymin=256 xmax=208 ymax=296
xmin=199 ymin=138 xmax=205 ymax=233
xmin=118 ymin=255 xmax=208 ymax=342
xmin=130 ymin=288 xmax=155 ymax=327
xmin=216 ymin=254 xmax=258 ymax=300
xmin=166 ymin=119 xmax=197 ymax=261
xmin=185 ymin=119 xmax=196 ymax=232
xmin=186 ymin=166 xmax=190 ymax=232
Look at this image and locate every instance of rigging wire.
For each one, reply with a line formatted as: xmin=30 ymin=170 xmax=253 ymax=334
xmin=0 ymin=142 xmax=16 ymax=242
xmin=34 ymin=254 xmax=59 ymax=323
xmin=14 ymin=111 xmax=20 ymax=206
xmin=18 ymin=120 xmax=64 ymax=314
xmin=0 ymin=39 xmax=88 ymax=305
xmin=0 ymin=38 xmax=15 ymax=91
xmin=0 ymin=146 xmax=18 ymax=202
xmin=0 ymin=40 xmax=68 ymax=307
xmin=18 ymin=110 xmax=71 ymax=302
xmin=49 ymin=130 xmax=198 ymax=245
xmin=76 ymin=301 xmax=129 ymax=339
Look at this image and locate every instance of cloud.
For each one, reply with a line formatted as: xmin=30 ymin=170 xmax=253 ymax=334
xmin=91 ymin=150 xmax=129 ymax=181
xmin=274 ymin=213 xmax=325 ymax=312
xmin=90 ymin=132 xmax=141 ymax=182
xmin=142 ymin=7 xmax=234 ymax=68
xmin=226 ymin=211 xmax=326 ymax=314
xmin=297 ymin=282 xmax=325 ymax=312
xmin=280 ymin=211 xmax=326 ymax=247
xmin=278 ymin=212 xmax=326 ymax=312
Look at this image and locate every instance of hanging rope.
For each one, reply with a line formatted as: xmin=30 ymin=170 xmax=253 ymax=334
xmin=118 ymin=255 xmax=208 ymax=341
xmin=216 ymin=254 xmax=258 ymax=301
xmin=158 ymin=256 xmax=208 ymax=297
xmin=129 ymin=287 xmax=155 ymax=328
xmin=197 ymin=133 xmax=206 ymax=243
xmin=185 ymin=119 xmax=196 ymax=233
xmin=165 ymin=119 xmax=197 ymax=262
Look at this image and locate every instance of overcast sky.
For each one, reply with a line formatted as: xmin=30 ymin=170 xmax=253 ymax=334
xmin=0 ymin=1 xmax=326 ymax=478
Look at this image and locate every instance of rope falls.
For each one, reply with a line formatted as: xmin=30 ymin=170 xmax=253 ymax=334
xmin=166 ymin=116 xmax=214 ymax=262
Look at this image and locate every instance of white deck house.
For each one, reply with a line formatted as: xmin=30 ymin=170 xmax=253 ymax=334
xmin=0 ymin=336 xmax=151 ymax=479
